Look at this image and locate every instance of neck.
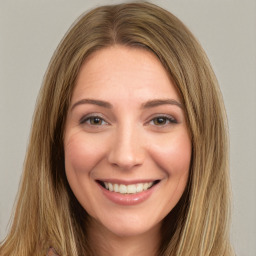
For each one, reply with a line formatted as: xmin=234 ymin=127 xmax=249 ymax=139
xmin=87 ymin=219 xmax=161 ymax=256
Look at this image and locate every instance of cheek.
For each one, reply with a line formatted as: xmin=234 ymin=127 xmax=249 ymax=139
xmin=149 ymin=132 xmax=192 ymax=177
xmin=64 ymin=133 xmax=109 ymax=215
xmin=64 ymin=134 xmax=106 ymax=180
xmin=63 ymin=136 xmax=95 ymax=217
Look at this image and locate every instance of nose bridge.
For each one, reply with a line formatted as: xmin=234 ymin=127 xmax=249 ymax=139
xmin=107 ymin=122 xmax=144 ymax=169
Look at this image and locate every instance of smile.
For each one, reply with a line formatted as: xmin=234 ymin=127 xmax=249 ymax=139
xmin=97 ymin=180 xmax=160 ymax=194
xmin=97 ymin=180 xmax=161 ymax=205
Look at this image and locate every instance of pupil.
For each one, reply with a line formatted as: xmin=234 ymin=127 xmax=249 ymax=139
xmin=92 ymin=117 xmax=101 ymax=124
xmin=155 ymin=117 xmax=166 ymax=125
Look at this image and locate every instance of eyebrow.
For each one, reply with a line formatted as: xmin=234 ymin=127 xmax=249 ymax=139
xmin=142 ymin=99 xmax=183 ymax=109
xmin=71 ymin=99 xmax=112 ymax=111
xmin=71 ymin=98 xmax=183 ymax=111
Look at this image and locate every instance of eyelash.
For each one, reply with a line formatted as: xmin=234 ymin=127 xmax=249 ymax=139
xmin=79 ymin=114 xmax=177 ymax=127
xmin=148 ymin=115 xmax=178 ymax=126
xmin=79 ymin=114 xmax=109 ymax=126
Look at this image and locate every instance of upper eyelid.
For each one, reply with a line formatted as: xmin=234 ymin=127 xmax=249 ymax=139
xmin=79 ymin=113 xmax=108 ymax=124
xmin=147 ymin=113 xmax=177 ymax=122
xmin=78 ymin=112 xmax=178 ymax=124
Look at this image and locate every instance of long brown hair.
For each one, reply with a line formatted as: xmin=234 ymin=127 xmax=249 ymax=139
xmin=0 ymin=2 xmax=234 ymax=255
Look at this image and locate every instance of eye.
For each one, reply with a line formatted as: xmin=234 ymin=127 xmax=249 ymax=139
xmin=149 ymin=115 xmax=177 ymax=126
xmin=80 ymin=115 xmax=108 ymax=126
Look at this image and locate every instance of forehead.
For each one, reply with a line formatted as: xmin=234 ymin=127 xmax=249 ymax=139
xmin=72 ymin=45 xmax=180 ymax=103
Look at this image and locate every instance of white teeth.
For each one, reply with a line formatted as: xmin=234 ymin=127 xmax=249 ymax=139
xmin=143 ymin=183 xmax=149 ymax=190
xmin=103 ymin=182 xmax=154 ymax=194
xmin=108 ymin=183 xmax=113 ymax=192
xmin=127 ymin=184 xmax=136 ymax=194
xmin=114 ymin=184 xmax=119 ymax=192
xmin=136 ymin=183 xmax=143 ymax=193
xmin=119 ymin=184 xmax=127 ymax=194
xmin=104 ymin=182 xmax=109 ymax=189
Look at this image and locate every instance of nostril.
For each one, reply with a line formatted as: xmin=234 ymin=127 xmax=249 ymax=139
xmin=107 ymin=135 xmax=144 ymax=169
xmin=107 ymin=147 xmax=145 ymax=169
xmin=108 ymin=155 xmax=143 ymax=170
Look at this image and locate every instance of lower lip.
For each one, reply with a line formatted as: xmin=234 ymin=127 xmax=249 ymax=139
xmin=98 ymin=183 xmax=158 ymax=206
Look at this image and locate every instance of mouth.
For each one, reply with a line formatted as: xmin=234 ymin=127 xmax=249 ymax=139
xmin=97 ymin=180 xmax=160 ymax=195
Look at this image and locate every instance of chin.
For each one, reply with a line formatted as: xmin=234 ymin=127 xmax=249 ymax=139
xmin=93 ymin=211 xmax=162 ymax=238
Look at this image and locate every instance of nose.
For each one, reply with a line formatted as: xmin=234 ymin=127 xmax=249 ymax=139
xmin=107 ymin=125 xmax=145 ymax=170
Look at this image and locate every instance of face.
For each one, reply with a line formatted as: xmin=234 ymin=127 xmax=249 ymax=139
xmin=64 ymin=46 xmax=191 ymax=238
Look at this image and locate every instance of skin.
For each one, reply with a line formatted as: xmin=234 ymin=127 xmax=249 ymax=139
xmin=64 ymin=46 xmax=191 ymax=256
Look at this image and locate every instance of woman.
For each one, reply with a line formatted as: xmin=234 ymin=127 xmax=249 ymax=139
xmin=0 ymin=2 xmax=234 ymax=256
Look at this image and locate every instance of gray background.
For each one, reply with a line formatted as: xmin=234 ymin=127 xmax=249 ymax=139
xmin=0 ymin=0 xmax=255 ymax=255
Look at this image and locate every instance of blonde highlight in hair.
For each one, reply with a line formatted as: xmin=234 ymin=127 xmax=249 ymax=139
xmin=0 ymin=2 xmax=234 ymax=255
